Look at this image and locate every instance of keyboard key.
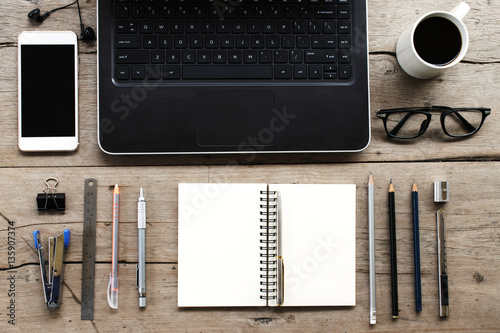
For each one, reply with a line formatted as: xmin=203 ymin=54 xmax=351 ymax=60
xmin=131 ymin=65 xmax=146 ymax=79
xmin=146 ymin=5 xmax=160 ymax=18
xmin=236 ymin=35 xmax=250 ymax=48
xmin=323 ymin=64 xmax=337 ymax=79
xmin=244 ymin=50 xmax=258 ymax=63
xmin=116 ymin=65 xmax=130 ymax=80
xmin=263 ymin=21 xmax=277 ymax=33
xmin=274 ymin=50 xmax=288 ymax=63
xmin=228 ymin=50 xmax=243 ymax=63
xmin=116 ymin=20 xmax=137 ymax=33
xmin=116 ymin=50 xmax=149 ymax=64
xmin=205 ymin=36 xmax=219 ymax=49
xmin=299 ymin=6 xmax=313 ymax=19
xmin=338 ymin=50 xmax=351 ymax=63
xmin=143 ymin=35 xmax=157 ymax=48
xmin=289 ymin=50 xmax=303 ymax=63
xmin=251 ymin=35 xmax=265 ymax=48
xmin=339 ymin=65 xmax=352 ymax=79
xmin=116 ymin=35 xmax=141 ymax=49
xmin=281 ymin=35 xmax=295 ymax=48
xmin=338 ymin=21 xmax=351 ymax=34
xmin=174 ymin=35 xmax=188 ymax=48
xmin=232 ymin=21 xmax=246 ymax=33
xmin=269 ymin=6 xmax=284 ymax=18
xmin=277 ymin=20 xmax=292 ymax=33
xmin=147 ymin=65 xmax=162 ymax=79
xmin=161 ymin=5 xmax=175 ymax=18
xmin=259 ymin=50 xmax=273 ymax=63
xmin=151 ymin=50 xmax=165 ymax=63
xmin=312 ymin=35 xmax=336 ymax=48
xmin=305 ymin=50 xmax=337 ymax=63
xmin=197 ymin=50 xmax=211 ymax=63
xmin=338 ymin=35 xmax=351 ymax=48
xmin=182 ymin=50 xmax=196 ymax=63
xmin=186 ymin=21 xmax=199 ymax=33
xmin=216 ymin=21 xmax=230 ymax=33
xmin=247 ymin=21 xmax=261 ymax=34
xmin=189 ymin=35 xmax=203 ymax=48
xmin=183 ymin=65 xmax=273 ymax=79
xmin=155 ymin=20 xmax=168 ymax=33
xmin=293 ymin=65 xmax=307 ymax=79
xmin=170 ymin=20 xmax=183 ymax=33
xmin=115 ymin=5 xmax=130 ymax=19
xmin=213 ymin=50 xmax=227 ymax=63
xmin=166 ymin=50 xmax=180 ymax=63
xmin=337 ymin=6 xmax=350 ymax=19
xmin=309 ymin=64 xmax=322 ymax=78
xmin=266 ymin=35 xmax=280 ymax=48
xmin=131 ymin=5 xmax=145 ymax=18
xmin=292 ymin=20 xmax=306 ymax=33
xmin=159 ymin=35 xmax=172 ymax=48
xmin=322 ymin=21 xmax=336 ymax=33
xmin=315 ymin=7 xmax=335 ymax=19
xmin=162 ymin=65 xmax=180 ymax=79
xmin=284 ymin=6 xmax=299 ymax=19
xmin=307 ymin=20 xmax=321 ymax=34
xmin=275 ymin=65 xmax=292 ymax=79
xmin=221 ymin=36 xmax=235 ymax=49
xmin=297 ymin=35 xmax=310 ymax=48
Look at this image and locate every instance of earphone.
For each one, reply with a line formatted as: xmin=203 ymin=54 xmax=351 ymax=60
xmin=28 ymin=0 xmax=95 ymax=41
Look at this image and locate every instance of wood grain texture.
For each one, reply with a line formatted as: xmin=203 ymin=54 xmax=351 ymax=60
xmin=0 ymin=0 xmax=499 ymax=331
xmin=1 ymin=164 xmax=499 ymax=331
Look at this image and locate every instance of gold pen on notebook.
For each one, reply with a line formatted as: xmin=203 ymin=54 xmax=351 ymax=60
xmin=276 ymin=191 xmax=284 ymax=306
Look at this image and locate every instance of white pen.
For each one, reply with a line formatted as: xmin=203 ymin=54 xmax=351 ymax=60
xmin=368 ymin=173 xmax=376 ymax=324
xmin=107 ymin=184 xmax=119 ymax=309
xmin=137 ymin=187 xmax=147 ymax=307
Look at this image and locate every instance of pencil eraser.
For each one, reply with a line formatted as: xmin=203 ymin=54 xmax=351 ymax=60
xmin=434 ymin=181 xmax=450 ymax=202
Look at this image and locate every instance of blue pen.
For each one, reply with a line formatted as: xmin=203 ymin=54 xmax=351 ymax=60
xmin=412 ymin=181 xmax=422 ymax=312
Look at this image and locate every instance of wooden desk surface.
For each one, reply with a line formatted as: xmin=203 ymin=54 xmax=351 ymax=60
xmin=1 ymin=1 xmax=499 ymax=332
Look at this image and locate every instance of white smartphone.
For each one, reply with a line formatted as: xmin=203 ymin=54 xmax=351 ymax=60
xmin=18 ymin=31 xmax=79 ymax=152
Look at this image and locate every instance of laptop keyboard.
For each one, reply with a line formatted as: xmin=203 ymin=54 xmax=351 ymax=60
xmin=113 ymin=0 xmax=354 ymax=82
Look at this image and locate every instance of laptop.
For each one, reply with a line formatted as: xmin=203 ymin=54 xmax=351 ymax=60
xmin=97 ymin=0 xmax=370 ymax=154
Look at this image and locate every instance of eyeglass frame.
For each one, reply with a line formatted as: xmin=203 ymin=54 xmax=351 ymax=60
xmin=376 ymin=106 xmax=491 ymax=139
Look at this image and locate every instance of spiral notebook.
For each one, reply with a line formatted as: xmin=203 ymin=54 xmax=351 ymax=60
xmin=178 ymin=183 xmax=356 ymax=307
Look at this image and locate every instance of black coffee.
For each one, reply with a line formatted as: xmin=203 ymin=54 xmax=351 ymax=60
xmin=413 ymin=17 xmax=462 ymax=66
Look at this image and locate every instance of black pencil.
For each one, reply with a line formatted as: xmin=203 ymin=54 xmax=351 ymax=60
xmin=413 ymin=181 xmax=422 ymax=312
xmin=389 ymin=180 xmax=398 ymax=319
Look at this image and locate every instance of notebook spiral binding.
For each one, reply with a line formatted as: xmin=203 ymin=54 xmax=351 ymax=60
xmin=259 ymin=190 xmax=278 ymax=302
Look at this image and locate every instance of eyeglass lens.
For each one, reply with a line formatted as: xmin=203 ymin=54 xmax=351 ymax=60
xmin=385 ymin=109 xmax=484 ymax=138
xmin=385 ymin=112 xmax=428 ymax=138
xmin=443 ymin=110 xmax=483 ymax=136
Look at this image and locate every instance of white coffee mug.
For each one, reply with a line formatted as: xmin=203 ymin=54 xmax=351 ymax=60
xmin=396 ymin=2 xmax=470 ymax=79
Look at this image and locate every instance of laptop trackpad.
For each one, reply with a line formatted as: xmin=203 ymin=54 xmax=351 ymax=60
xmin=196 ymin=91 xmax=275 ymax=147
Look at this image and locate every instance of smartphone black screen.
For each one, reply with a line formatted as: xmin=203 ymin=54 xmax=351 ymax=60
xmin=21 ymin=44 xmax=76 ymax=137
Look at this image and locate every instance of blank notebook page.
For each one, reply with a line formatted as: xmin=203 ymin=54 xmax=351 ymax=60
xmin=178 ymin=183 xmax=266 ymax=307
xmin=269 ymin=184 xmax=356 ymax=306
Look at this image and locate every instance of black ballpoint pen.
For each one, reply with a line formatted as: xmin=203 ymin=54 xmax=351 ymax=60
xmin=389 ymin=180 xmax=398 ymax=319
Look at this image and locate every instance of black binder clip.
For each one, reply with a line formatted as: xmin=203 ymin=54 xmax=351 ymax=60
xmin=37 ymin=178 xmax=66 ymax=211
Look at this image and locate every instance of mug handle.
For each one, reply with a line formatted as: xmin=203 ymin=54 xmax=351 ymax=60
xmin=451 ymin=2 xmax=470 ymax=21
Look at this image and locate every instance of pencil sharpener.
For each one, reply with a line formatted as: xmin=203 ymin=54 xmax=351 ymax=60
xmin=434 ymin=181 xmax=450 ymax=203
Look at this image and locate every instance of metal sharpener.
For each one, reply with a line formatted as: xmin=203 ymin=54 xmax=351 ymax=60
xmin=434 ymin=181 xmax=450 ymax=203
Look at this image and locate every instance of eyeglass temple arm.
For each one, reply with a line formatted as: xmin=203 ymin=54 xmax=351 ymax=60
xmin=389 ymin=112 xmax=413 ymax=136
xmin=449 ymin=110 xmax=477 ymax=133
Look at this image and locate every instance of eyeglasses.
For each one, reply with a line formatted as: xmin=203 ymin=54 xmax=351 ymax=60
xmin=376 ymin=106 xmax=491 ymax=139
